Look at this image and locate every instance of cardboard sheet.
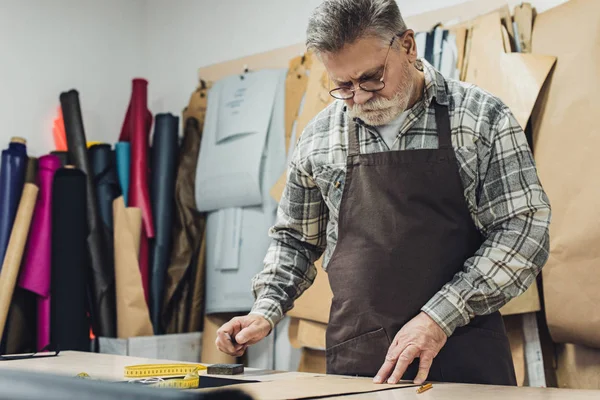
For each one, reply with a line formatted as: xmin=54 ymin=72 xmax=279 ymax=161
xmin=531 ymin=0 xmax=600 ymax=348
xmin=285 ymin=54 xmax=311 ymax=154
xmin=556 ymin=343 xmax=600 ymax=390
xmin=514 ymin=3 xmax=534 ymax=53
xmin=298 ymin=348 xmax=326 ymax=374
xmin=201 ymin=313 xmax=238 ymax=364
xmin=499 ymin=281 xmax=541 ymax=316
xmin=504 ymin=315 xmax=526 ymax=386
xmin=201 ymin=375 xmax=416 ymax=400
xmin=296 ymin=319 xmax=327 ymax=350
xmin=287 ymin=259 xmax=331 ymax=324
xmin=113 ymin=197 xmax=153 ymax=338
xmin=195 ymin=69 xmax=285 ymax=212
xmin=464 ymin=10 xmax=556 ymax=129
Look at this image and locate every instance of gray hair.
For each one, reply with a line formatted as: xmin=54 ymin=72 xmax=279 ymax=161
xmin=306 ymin=0 xmax=407 ymax=55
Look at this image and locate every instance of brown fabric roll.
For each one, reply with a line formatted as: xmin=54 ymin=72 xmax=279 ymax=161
xmin=161 ymin=84 xmax=208 ymax=333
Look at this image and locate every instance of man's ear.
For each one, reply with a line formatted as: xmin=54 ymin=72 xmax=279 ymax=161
xmin=399 ymin=29 xmax=418 ymax=62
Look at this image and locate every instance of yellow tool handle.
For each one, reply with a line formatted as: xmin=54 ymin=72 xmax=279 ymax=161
xmin=124 ymin=363 xmax=207 ymax=378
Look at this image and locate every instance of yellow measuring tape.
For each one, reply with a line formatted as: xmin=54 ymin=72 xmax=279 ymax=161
xmin=123 ymin=364 xmax=208 ymax=389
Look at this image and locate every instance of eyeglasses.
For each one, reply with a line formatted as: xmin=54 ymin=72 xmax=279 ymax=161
xmin=328 ymin=33 xmax=401 ymax=100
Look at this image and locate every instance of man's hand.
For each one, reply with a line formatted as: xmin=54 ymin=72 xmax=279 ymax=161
xmin=215 ymin=314 xmax=272 ymax=357
xmin=374 ymin=312 xmax=447 ymax=385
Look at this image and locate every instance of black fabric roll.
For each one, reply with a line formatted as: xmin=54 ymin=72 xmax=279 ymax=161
xmin=50 ymin=168 xmax=91 ymax=351
xmin=50 ymin=151 xmax=70 ymax=167
xmin=89 ymin=144 xmax=121 ymax=231
xmin=149 ymin=113 xmax=179 ymax=333
xmin=25 ymin=157 xmax=38 ymax=184
xmin=60 ymin=90 xmax=116 ymax=338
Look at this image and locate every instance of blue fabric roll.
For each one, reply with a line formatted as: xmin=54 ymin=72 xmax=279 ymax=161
xmin=0 ymin=140 xmax=27 ymax=270
xmin=115 ymin=142 xmax=131 ymax=206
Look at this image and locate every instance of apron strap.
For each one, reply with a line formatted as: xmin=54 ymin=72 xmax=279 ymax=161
xmin=347 ymin=118 xmax=361 ymax=157
xmin=433 ymin=101 xmax=452 ymax=149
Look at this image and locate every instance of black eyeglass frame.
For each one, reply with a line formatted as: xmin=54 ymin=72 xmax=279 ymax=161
xmin=328 ymin=31 xmax=408 ymax=100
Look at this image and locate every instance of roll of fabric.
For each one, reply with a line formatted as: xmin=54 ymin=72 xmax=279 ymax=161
xmin=1 ymin=160 xmax=38 ymax=354
xmin=114 ymin=197 xmax=153 ymax=339
xmin=50 ymin=167 xmax=90 ymax=351
xmin=115 ymin=142 xmax=131 ymax=206
xmin=17 ymin=155 xmax=61 ymax=351
xmin=0 ymin=184 xmax=38 ymax=345
xmin=0 ymin=138 xmax=28 ymax=270
xmin=50 ymin=151 xmax=70 ymax=167
xmin=25 ymin=157 xmax=38 ymax=184
xmin=149 ymin=113 xmax=179 ymax=333
xmin=60 ymin=89 xmax=116 ymax=338
xmin=121 ymin=79 xmax=155 ymax=304
xmin=162 ymin=117 xmax=206 ymax=333
xmin=89 ymin=144 xmax=121 ymax=231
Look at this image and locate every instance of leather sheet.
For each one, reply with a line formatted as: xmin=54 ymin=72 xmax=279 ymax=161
xmin=161 ymin=84 xmax=208 ymax=334
xmin=0 ymin=184 xmax=37 ymax=345
xmin=149 ymin=113 xmax=179 ymax=334
xmin=50 ymin=168 xmax=90 ymax=351
xmin=89 ymin=144 xmax=121 ymax=231
xmin=18 ymin=155 xmax=61 ymax=351
xmin=0 ymin=139 xmax=27 ymax=271
xmin=60 ymin=89 xmax=116 ymax=338
xmin=121 ymin=79 xmax=155 ymax=304
xmin=115 ymin=142 xmax=131 ymax=206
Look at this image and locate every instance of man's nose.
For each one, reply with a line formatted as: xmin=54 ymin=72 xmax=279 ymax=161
xmin=353 ymin=89 xmax=374 ymax=105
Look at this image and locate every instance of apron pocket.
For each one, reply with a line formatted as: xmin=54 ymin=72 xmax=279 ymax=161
xmin=326 ymin=327 xmax=390 ymax=377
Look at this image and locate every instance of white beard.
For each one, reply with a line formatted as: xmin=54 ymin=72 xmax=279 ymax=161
xmin=348 ymin=66 xmax=415 ymax=126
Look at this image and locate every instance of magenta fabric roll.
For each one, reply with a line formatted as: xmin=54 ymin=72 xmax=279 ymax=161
xmin=17 ymin=154 xmax=61 ymax=351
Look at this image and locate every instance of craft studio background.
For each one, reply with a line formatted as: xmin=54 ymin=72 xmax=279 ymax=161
xmin=0 ymin=0 xmax=599 ymax=398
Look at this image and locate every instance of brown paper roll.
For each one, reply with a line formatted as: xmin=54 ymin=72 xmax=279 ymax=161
xmin=113 ymin=197 xmax=153 ymax=338
xmin=126 ymin=208 xmax=142 ymax=257
xmin=0 ymin=184 xmax=38 ymax=343
xmin=201 ymin=314 xmax=237 ymax=364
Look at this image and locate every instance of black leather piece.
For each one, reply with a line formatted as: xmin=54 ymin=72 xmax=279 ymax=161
xmin=50 ymin=151 xmax=70 ymax=167
xmin=60 ymin=89 xmax=116 ymax=338
xmin=0 ymin=141 xmax=27 ymax=270
xmin=149 ymin=113 xmax=179 ymax=333
xmin=50 ymin=168 xmax=91 ymax=351
xmin=89 ymin=144 xmax=121 ymax=231
xmin=25 ymin=157 xmax=38 ymax=184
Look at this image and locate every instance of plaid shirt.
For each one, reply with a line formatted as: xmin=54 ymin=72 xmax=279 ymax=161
xmin=250 ymin=59 xmax=551 ymax=336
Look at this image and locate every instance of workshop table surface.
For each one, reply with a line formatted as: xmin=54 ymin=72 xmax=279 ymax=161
xmin=0 ymin=351 xmax=597 ymax=399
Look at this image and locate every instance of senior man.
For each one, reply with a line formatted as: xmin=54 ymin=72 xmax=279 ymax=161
xmin=216 ymin=0 xmax=550 ymax=386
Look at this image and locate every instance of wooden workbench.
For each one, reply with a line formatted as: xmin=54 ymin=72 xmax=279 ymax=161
xmin=0 ymin=351 xmax=597 ymax=399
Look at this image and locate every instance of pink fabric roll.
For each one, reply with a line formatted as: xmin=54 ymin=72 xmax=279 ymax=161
xmin=121 ymin=78 xmax=155 ymax=303
xmin=18 ymin=154 xmax=61 ymax=351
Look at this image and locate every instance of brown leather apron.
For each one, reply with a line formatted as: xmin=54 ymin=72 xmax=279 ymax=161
xmin=325 ymin=100 xmax=517 ymax=386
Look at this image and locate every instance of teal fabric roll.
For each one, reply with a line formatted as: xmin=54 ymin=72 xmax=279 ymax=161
xmin=115 ymin=142 xmax=131 ymax=206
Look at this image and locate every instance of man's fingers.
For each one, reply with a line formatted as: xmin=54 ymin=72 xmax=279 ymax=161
xmin=373 ymin=344 xmax=404 ymax=384
xmin=235 ymin=321 xmax=268 ymax=345
xmin=216 ymin=320 xmax=244 ymax=355
xmin=387 ymin=345 xmax=419 ymax=384
xmin=414 ymin=353 xmax=434 ymax=385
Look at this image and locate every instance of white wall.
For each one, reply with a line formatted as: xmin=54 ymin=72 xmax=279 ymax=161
xmin=0 ymin=0 xmax=146 ymax=156
xmin=143 ymin=0 xmax=568 ymax=117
